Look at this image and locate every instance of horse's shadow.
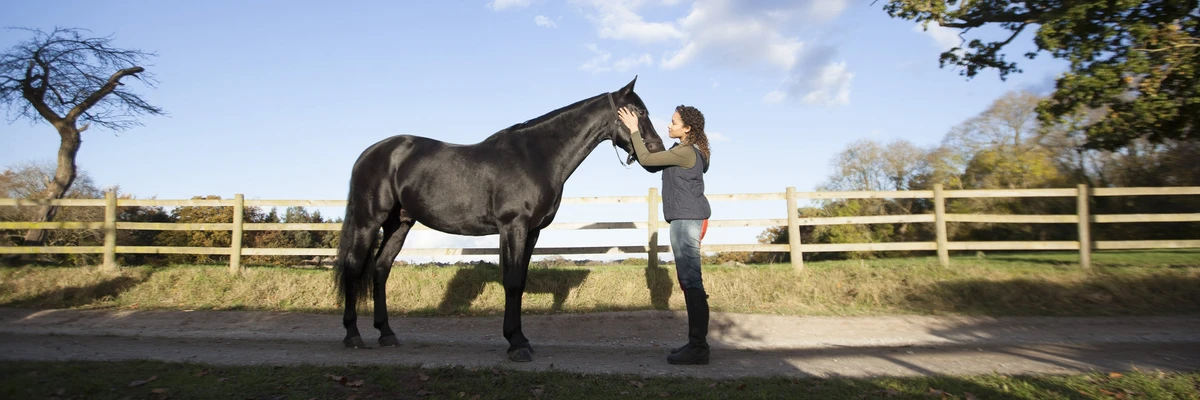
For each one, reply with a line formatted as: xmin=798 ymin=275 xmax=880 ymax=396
xmin=437 ymin=263 xmax=590 ymax=313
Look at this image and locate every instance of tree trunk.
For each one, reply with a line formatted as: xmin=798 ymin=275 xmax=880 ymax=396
xmin=22 ymin=125 xmax=82 ymax=246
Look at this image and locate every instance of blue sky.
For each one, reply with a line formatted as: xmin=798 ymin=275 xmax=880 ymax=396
xmin=1 ymin=1 xmax=1067 ymax=262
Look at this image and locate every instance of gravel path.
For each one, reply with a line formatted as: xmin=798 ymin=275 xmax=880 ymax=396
xmin=2 ymin=308 xmax=1198 ymax=378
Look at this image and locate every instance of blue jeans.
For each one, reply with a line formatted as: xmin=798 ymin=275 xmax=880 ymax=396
xmin=670 ymin=219 xmax=705 ymax=291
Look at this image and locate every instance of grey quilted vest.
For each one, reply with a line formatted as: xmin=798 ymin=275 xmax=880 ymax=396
xmin=661 ymin=144 xmax=711 ymax=222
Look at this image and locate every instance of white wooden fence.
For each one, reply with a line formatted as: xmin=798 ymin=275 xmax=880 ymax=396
xmin=2 ymin=184 xmax=1198 ymax=274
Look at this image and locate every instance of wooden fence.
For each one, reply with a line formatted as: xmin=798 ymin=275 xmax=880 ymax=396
xmin=2 ymin=184 xmax=1198 ymax=274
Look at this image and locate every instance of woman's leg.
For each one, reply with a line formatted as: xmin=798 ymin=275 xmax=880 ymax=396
xmin=668 ymin=219 xmax=709 ymax=365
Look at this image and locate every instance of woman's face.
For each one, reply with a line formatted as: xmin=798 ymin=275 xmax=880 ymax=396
xmin=668 ymin=111 xmax=690 ymax=140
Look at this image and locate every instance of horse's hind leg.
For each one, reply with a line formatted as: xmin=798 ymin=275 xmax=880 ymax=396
xmin=339 ymin=225 xmax=379 ymax=348
xmin=372 ymin=208 xmax=413 ymax=347
xmin=338 ymin=204 xmax=389 ymax=349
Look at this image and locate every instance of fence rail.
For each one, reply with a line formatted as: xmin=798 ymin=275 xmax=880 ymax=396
xmin=2 ymin=185 xmax=1198 ymax=273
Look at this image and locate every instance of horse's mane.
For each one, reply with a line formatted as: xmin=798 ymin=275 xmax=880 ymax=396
xmin=486 ymin=93 xmax=607 ymax=139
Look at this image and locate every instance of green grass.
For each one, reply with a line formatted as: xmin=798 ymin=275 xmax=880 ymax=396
xmin=2 ymin=360 xmax=1197 ymax=400
xmin=1 ymin=250 xmax=1198 ymax=317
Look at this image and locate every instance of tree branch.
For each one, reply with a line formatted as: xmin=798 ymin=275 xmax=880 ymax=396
xmin=1133 ymin=43 xmax=1200 ymax=52
xmin=64 ymin=66 xmax=144 ymax=122
xmin=19 ymin=58 xmax=62 ymax=124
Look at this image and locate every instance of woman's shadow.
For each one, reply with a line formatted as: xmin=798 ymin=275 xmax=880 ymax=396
xmin=437 ymin=262 xmax=591 ymax=313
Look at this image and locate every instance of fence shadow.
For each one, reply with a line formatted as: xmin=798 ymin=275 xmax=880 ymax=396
xmin=437 ymin=263 xmax=590 ymax=313
xmin=903 ymin=272 xmax=1200 ymax=316
xmin=0 ymin=271 xmax=153 ymax=308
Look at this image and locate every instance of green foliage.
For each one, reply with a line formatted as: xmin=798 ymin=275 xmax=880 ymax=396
xmin=883 ymin=0 xmax=1199 ymax=150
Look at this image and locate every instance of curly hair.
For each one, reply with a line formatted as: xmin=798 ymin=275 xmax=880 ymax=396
xmin=676 ymin=105 xmax=710 ymax=162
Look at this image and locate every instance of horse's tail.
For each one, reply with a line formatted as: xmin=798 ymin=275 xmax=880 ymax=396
xmin=334 ymin=194 xmax=377 ymax=307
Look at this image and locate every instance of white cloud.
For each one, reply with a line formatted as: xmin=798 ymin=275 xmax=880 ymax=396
xmin=582 ymin=0 xmax=685 ymax=43
xmin=763 ymin=90 xmax=787 ymax=104
xmin=613 ymin=54 xmax=653 ymax=71
xmin=577 ymin=0 xmax=855 ymax=107
xmin=913 ymin=22 xmax=962 ymax=51
xmin=579 ymin=44 xmax=613 ymax=72
xmin=580 ymin=44 xmax=653 ymax=73
xmin=535 ymin=15 xmax=558 ymax=28
xmin=489 ymin=0 xmax=532 ymax=11
xmin=798 ymin=61 xmax=853 ymax=106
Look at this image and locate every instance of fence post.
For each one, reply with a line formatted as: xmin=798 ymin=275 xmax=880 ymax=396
xmin=647 ymin=187 xmax=659 ymax=269
xmin=1077 ymin=184 xmax=1092 ymax=271
xmin=102 ymin=190 xmax=117 ymax=271
xmin=934 ymin=183 xmax=949 ymax=267
xmin=785 ymin=187 xmax=803 ymax=272
xmin=230 ymin=193 xmax=244 ymax=275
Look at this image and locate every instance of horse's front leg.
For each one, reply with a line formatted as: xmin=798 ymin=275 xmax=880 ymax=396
xmin=500 ymin=227 xmax=539 ymax=362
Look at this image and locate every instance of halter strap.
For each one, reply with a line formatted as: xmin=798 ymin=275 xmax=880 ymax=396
xmin=606 ymin=92 xmax=631 ymax=168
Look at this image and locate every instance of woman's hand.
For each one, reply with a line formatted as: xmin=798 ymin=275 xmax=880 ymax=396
xmin=617 ymin=107 xmax=639 ymax=133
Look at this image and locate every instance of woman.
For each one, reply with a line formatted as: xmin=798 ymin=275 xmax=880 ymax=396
xmin=618 ymin=104 xmax=712 ymax=365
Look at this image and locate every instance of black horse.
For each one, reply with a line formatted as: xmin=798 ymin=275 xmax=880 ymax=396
xmin=334 ymin=77 xmax=663 ymax=362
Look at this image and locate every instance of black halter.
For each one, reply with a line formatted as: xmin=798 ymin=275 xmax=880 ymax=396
xmin=607 ymin=92 xmax=631 ymax=167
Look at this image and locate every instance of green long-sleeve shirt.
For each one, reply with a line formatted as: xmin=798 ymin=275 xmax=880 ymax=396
xmin=630 ymin=129 xmax=696 ymax=169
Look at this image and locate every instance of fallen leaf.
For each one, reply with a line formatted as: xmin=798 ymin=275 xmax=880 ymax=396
xmin=630 ymin=380 xmax=645 ymax=388
xmin=416 ymin=390 xmax=433 ymax=396
xmin=128 ymin=376 xmax=158 ymax=387
xmin=471 ymin=395 xmax=481 ymax=400
xmin=491 ymin=368 xmax=501 ymax=376
xmin=458 ymin=392 xmax=466 ymax=398
xmin=195 ymin=369 xmax=210 ymax=377
xmin=1109 ymin=372 xmax=1124 ymax=378
xmin=737 ymin=383 xmax=747 ymax=390
xmin=419 ymin=373 xmax=430 ymax=382
xmin=964 ymin=392 xmax=979 ymax=400
xmin=328 ymin=374 xmax=345 ymax=383
xmin=659 ymin=392 xmax=670 ymax=397
xmin=346 ymin=380 xmax=364 ymax=387
xmin=927 ymin=388 xmax=947 ymax=397
xmin=150 ymin=388 xmax=169 ymax=394
xmin=218 ymin=377 xmax=228 ymax=382
xmin=531 ymin=387 xmax=544 ymax=397
xmin=708 ymin=383 xmax=718 ymax=389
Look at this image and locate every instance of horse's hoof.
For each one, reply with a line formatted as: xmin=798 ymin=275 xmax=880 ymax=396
xmin=378 ymin=335 xmax=400 ymax=347
xmin=507 ymin=346 xmax=534 ymax=362
xmin=344 ymin=336 xmax=368 ymax=349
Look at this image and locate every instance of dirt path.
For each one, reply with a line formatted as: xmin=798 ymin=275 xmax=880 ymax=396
xmin=2 ymin=308 xmax=1198 ymax=379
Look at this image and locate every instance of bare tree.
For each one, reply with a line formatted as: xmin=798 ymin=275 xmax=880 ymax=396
xmin=1 ymin=27 xmax=164 ymax=246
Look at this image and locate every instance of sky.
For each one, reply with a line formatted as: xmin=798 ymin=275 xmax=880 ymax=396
xmin=1 ymin=1 xmax=1069 ymax=263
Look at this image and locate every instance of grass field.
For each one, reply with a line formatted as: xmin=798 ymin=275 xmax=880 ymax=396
xmin=2 ymin=250 xmax=1198 ymax=318
xmin=3 ymin=250 xmax=1198 ymax=399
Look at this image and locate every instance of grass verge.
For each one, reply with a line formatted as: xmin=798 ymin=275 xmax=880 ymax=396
xmin=2 ymin=360 xmax=1198 ymax=400
xmin=1 ymin=250 xmax=1198 ymax=317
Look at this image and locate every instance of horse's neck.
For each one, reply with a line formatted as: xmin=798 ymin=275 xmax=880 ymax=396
xmin=523 ymin=99 xmax=612 ymax=187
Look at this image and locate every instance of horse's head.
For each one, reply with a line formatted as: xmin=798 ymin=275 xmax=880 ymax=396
xmin=606 ymin=76 xmax=666 ymax=165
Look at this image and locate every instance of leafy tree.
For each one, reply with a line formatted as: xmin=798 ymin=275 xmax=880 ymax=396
xmin=1 ymin=27 xmax=164 ymax=246
xmin=885 ymin=0 xmax=1198 ymax=150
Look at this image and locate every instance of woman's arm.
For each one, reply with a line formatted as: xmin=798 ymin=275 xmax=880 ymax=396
xmin=631 ymin=129 xmax=696 ymax=168
xmin=619 ymin=106 xmax=696 ymax=168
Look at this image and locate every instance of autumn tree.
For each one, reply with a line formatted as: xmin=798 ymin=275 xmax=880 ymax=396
xmin=885 ymin=0 xmax=1198 ymax=150
xmin=0 ymin=27 xmax=164 ymax=246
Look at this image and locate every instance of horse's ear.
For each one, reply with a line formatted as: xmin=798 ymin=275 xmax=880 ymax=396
xmin=619 ymin=75 xmax=637 ymax=95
